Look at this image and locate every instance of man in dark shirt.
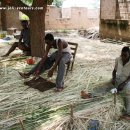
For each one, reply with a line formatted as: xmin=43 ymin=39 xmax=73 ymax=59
xmin=2 ymin=20 xmax=31 ymax=57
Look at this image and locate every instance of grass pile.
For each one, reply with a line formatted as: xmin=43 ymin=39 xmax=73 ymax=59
xmin=0 ymin=61 xmax=127 ymax=130
xmin=41 ymin=95 xmax=126 ymax=130
xmin=0 ymin=45 xmax=127 ymax=130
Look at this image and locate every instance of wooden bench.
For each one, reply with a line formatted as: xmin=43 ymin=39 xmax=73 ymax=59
xmin=66 ymin=42 xmax=78 ymax=75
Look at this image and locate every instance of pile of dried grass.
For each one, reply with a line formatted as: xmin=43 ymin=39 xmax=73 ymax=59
xmin=0 ymin=56 xmax=128 ymax=130
xmin=78 ymin=28 xmax=99 ymax=40
xmin=39 ymin=95 xmax=127 ymax=130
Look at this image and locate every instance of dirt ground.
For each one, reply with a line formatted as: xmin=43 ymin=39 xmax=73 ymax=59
xmin=0 ymin=32 xmax=126 ymax=129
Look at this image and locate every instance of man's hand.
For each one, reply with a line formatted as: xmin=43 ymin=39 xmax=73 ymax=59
xmin=48 ymin=69 xmax=54 ymax=77
xmin=34 ymin=70 xmax=40 ymax=76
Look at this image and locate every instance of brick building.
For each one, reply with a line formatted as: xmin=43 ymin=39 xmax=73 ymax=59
xmin=100 ymin=0 xmax=130 ymax=41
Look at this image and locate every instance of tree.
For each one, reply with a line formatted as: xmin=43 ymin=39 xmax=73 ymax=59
xmin=1 ymin=2 xmax=7 ymax=30
xmin=53 ymin=0 xmax=63 ymax=8
xmin=1 ymin=0 xmax=53 ymax=57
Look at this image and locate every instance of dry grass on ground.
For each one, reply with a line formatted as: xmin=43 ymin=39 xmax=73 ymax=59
xmin=0 ymin=34 xmax=129 ymax=130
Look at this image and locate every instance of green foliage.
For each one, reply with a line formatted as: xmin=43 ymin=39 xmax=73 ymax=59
xmin=20 ymin=0 xmax=33 ymax=6
xmin=21 ymin=0 xmax=54 ymax=6
xmin=52 ymin=0 xmax=63 ymax=7
xmin=44 ymin=0 xmax=53 ymax=5
xmin=20 ymin=13 xmax=30 ymax=20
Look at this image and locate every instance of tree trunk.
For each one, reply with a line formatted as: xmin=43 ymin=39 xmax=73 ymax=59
xmin=1 ymin=10 xmax=7 ymax=30
xmin=30 ymin=2 xmax=47 ymax=57
xmin=30 ymin=11 xmax=46 ymax=57
xmin=1 ymin=2 xmax=7 ymax=30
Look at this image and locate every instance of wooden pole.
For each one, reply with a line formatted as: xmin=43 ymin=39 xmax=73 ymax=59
xmin=114 ymin=92 xmax=116 ymax=105
xmin=70 ymin=104 xmax=74 ymax=124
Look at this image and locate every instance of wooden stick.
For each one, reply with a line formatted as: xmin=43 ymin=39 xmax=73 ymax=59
xmin=70 ymin=104 xmax=74 ymax=124
xmin=114 ymin=93 xmax=116 ymax=105
xmin=19 ymin=118 xmax=25 ymax=130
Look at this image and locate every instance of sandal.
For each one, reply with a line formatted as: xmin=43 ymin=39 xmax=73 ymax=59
xmin=54 ymin=87 xmax=63 ymax=92
xmin=18 ymin=72 xmax=30 ymax=79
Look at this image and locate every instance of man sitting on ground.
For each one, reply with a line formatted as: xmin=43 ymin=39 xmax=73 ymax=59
xmin=2 ymin=20 xmax=31 ymax=57
xmin=112 ymin=46 xmax=130 ymax=116
xmin=19 ymin=33 xmax=72 ymax=92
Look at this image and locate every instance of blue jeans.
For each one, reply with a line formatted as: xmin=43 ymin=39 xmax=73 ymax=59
xmin=28 ymin=51 xmax=72 ymax=88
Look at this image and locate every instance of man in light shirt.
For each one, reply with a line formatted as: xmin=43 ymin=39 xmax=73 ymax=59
xmin=112 ymin=46 xmax=130 ymax=116
xmin=19 ymin=33 xmax=72 ymax=92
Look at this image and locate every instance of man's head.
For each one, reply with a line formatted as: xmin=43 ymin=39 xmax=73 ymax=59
xmin=45 ymin=33 xmax=54 ymax=45
xmin=121 ymin=46 xmax=130 ymax=62
xmin=21 ymin=20 xmax=28 ymax=28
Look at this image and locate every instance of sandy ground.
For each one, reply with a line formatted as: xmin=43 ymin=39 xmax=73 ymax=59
xmin=0 ymin=33 xmax=126 ymax=129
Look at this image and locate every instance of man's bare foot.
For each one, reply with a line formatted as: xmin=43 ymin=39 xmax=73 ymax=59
xmin=54 ymin=87 xmax=63 ymax=92
xmin=18 ymin=72 xmax=30 ymax=78
xmin=1 ymin=54 xmax=9 ymax=57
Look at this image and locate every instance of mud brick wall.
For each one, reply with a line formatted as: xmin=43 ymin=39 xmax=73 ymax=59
xmin=0 ymin=6 xmax=99 ymax=31
xmin=100 ymin=0 xmax=130 ymax=41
